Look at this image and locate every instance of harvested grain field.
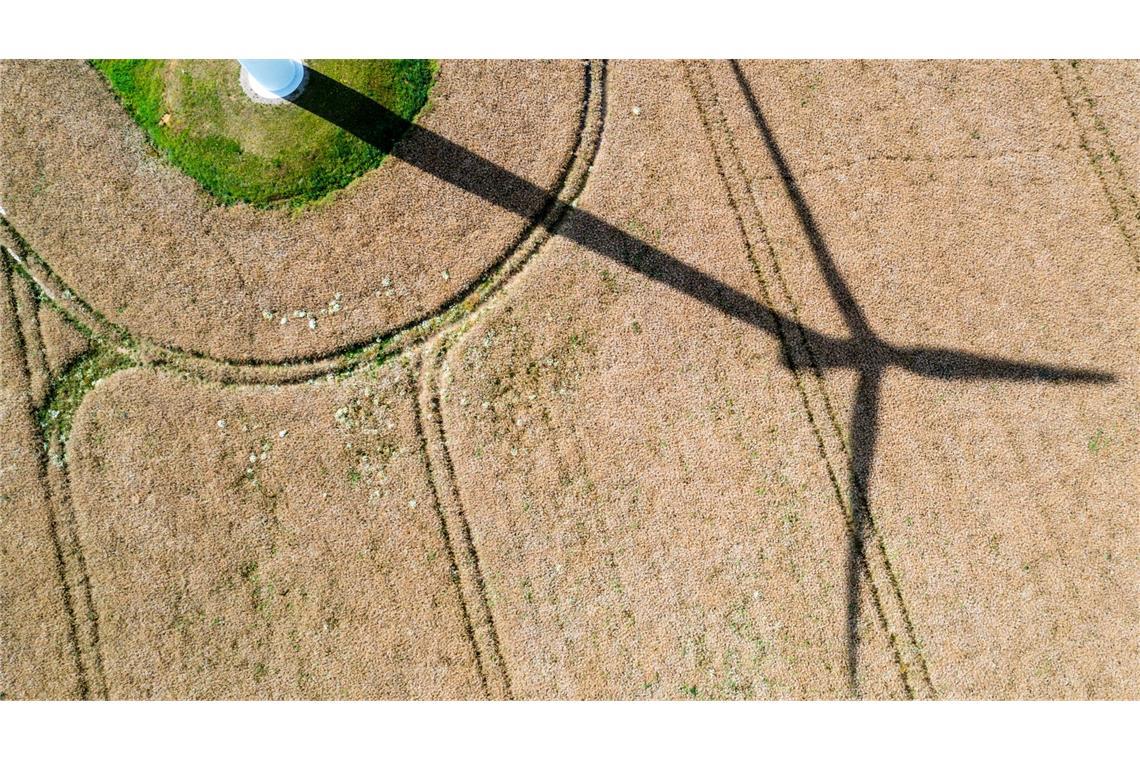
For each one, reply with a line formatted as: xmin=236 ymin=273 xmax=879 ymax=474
xmin=0 ymin=59 xmax=1136 ymax=700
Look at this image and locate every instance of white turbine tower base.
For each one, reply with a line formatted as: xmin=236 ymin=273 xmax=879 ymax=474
xmin=238 ymin=59 xmax=306 ymax=104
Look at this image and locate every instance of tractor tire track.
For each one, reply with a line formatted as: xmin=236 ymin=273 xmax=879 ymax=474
xmin=14 ymin=258 xmax=110 ymax=699
xmin=1 ymin=257 xmax=89 ymax=698
xmin=43 ymin=431 xmax=109 ymax=699
xmin=409 ymin=352 xmax=497 ymax=697
xmin=683 ymin=59 xmax=935 ymax=698
xmin=0 ymin=61 xmax=606 ymax=699
xmin=1053 ymin=60 xmax=1140 ymax=269
xmin=0 ymin=60 xmax=603 ymax=387
xmin=10 ymin=274 xmax=50 ymax=408
xmin=720 ymin=59 xmax=937 ymax=697
xmin=409 ymin=60 xmax=608 ymax=698
xmin=417 ymin=343 xmax=514 ymax=698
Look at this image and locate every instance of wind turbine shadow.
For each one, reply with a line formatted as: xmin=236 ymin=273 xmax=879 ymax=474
xmin=294 ymin=63 xmax=1115 ymax=697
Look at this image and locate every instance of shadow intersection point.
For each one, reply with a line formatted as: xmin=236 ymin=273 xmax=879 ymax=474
xmin=296 ymin=63 xmax=1115 ymax=696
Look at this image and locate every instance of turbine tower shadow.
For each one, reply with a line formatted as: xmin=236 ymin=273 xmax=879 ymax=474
xmin=293 ymin=63 xmax=1114 ymax=696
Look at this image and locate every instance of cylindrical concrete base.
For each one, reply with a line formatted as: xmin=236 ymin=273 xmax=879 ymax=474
xmin=238 ymin=59 xmax=306 ymax=103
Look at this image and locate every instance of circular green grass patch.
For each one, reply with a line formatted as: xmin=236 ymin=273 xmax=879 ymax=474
xmin=91 ymin=59 xmax=435 ymax=209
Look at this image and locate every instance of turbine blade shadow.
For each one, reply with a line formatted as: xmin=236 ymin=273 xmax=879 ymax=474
xmin=291 ymin=65 xmax=845 ymax=352
xmin=730 ymin=59 xmax=874 ymax=341
xmin=290 ymin=64 xmax=1116 ymax=699
xmin=894 ymin=346 xmax=1115 ymax=383
xmin=846 ymin=368 xmax=881 ymax=697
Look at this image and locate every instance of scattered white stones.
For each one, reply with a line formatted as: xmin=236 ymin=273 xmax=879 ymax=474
xmin=381 ymin=277 xmax=392 ymax=288
xmin=261 ymin=310 xmax=274 ymax=321
xmin=249 ymin=453 xmax=257 ymax=464
xmin=441 ymin=270 xmax=450 ymax=281
xmin=293 ymin=310 xmax=307 ymax=319
xmin=632 ymin=106 xmax=642 ymax=116
xmin=308 ymin=317 xmax=318 ymax=330
xmin=408 ymin=499 xmax=417 ymax=508
xmin=217 ymin=419 xmax=227 ymax=429
xmin=279 ymin=316 xmax=288 ymax=325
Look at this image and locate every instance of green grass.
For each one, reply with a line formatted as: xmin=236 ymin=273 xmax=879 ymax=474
xmin=40 ymin=345 xmax=135 ymax=441
xmin=90 ymin=59 xmax=435 ymax=209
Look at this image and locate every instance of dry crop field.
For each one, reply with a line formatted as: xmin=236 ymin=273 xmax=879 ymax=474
xmin=0 ymin=60 xmax=1136 ymax=700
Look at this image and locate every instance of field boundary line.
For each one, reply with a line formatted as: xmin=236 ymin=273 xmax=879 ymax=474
xmin=683 ymin=59 xmax=934 ymax=698
xmin=1052 ymin=60 xmax=1140 ymax=270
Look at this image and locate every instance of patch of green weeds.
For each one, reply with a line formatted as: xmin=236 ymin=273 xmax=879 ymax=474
xmin=39 ymin=346 xmax=135 ymax=441
xmin=239 ymin=561 xmax=272 ymax=614
xmin=599 ymin=268 xmax=618 ymax=294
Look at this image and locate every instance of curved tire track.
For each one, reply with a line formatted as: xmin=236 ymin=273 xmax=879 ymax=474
xmin=0 ymin=60 xmax=606 ymax=699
